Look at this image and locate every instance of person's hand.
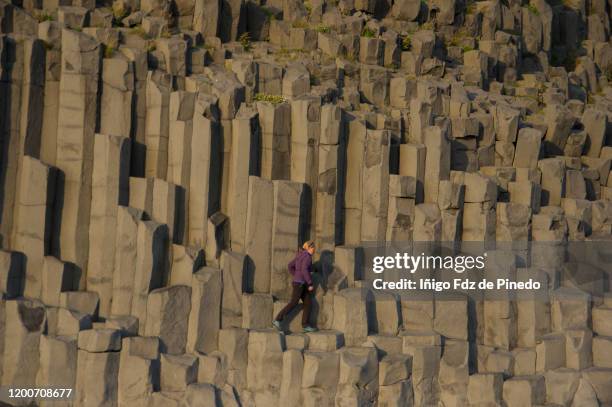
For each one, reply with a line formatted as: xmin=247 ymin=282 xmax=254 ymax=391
xmin=308 ymin=285 xmax=314 ymax=292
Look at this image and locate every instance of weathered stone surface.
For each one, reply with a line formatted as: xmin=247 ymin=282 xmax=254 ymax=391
xmin=87 ymin=134 xmax=130 ymax=318
xmin=270 ymin=181 xmax=304 ymax=300
xmin=187 ymin=267 xmax=221 ymax=354
xmin=75 ymin=349 xmax=120 ymax=406
xmin=1 ymin=299 xmax=46 ymax=386
xmin=55 ymin=29 xmax=100 ymax=278
xmin=12 ymin=157 xmax=55 ymax=299
xmin=78 ymin=328 xmax=121 ymax=352
xmin=133 ymin=220 xmax=168 ymax=334
xmin=144 ymin=285 xmax=191 ymax=354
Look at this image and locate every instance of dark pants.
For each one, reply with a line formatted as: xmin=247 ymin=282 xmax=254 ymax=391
xmin=275 ymin=283 xmax=312 ymax=327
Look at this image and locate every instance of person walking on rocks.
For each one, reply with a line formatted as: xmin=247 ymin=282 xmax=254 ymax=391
xmin=273 ymin=241 xmax=318 ymax=333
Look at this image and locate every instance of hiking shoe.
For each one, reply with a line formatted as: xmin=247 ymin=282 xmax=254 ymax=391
xmin=303 ymin=325 xmax=318 ymax=333
xmin=272 ymin=320 xmax=282 ymax=330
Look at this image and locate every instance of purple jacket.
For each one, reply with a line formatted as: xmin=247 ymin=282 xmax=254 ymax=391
xmin=288 ymin=250 xmax=313 ymax=285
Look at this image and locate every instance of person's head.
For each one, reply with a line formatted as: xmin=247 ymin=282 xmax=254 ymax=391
xmin=302 ymin=240 xmax=315 ymax=255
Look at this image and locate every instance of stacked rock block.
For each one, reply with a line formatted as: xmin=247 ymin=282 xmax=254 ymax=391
xmin=0 ymin=0 xmax=611 ymax=405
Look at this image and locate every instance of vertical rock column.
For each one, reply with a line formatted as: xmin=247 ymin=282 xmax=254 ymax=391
xmin=121 ymin=48 xmax=148 ymax=177
xmin=144 ymin=285 xmax=191 ymax=355
xmin=387 ymin=175 xmax=417 ymax=241
xmin=40 ymin=42 xmax=60 ymax=166
xmin=75 ymin=344 xmax=120 ymax=406
xmin=110 ymin=207 xmax=144 ymax=316
xmin=133 ymin=220 xmax=168 ymax=334
xmin=343 ymin=116 xmax=367 ymax=245
xmin=188 ymin=94 xmax=220 ymax=247
xmin=37 ymin=335 xmax=78 ymax=405
xmin=245 ymin=176 xmax=274 ymax=293
xmin=151 ymin=178 xmax=180 ymax=244
xmin=246 ymin=330 xmax=285 ymax=405
xmin=99 ymin=56 xmax=134 ymax=139
xmin=291 ymin=95 xmax=321 ymax=238
xmin=316 ymin=104 xmax=345 ymax=252
xmin=1 ymin=299 xmax=46 ymax=387
xmin=55 ymin=29 xmax=100 ymax=282
xmin=12 ymin=157 xmax=55 ymax=299
xmin=270 ymin=180 xmax=305 ymax=300
xmin=186 ymin=267 xmax=222 ymax=354
xmin=361 ymin=129 xmax=390 ymax=242
xmin=423 ymin=125 xmax=451 ymax=204
xmin=168 ymin=90 xmax=196 ymax=244
xmin=193 ymin=0 xmax=219 ymax=37
xmin=209 ymin=73 xmax=244 ymax=215
xmin=0 ymin=37 xmax=24 ymax=248
xmin=87 ymin=134 xmax=130 ymax=318
xmin=228 ymin=106 xmax=260 ymax=252
xmin=18 ymin=38 xmax=44 ymax=159
xmin=257 ymin=100 xmax=291 ymax=180
xmin=144 ymin=70 xmax=172 ymax=179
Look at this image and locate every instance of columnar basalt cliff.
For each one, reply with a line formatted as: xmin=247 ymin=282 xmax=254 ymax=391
xmin=0 ymin=0 xmax=612 ymax=405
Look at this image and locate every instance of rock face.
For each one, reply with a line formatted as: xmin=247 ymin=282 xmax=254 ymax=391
xmin=0 ymin=0 xmax=611 ymax=406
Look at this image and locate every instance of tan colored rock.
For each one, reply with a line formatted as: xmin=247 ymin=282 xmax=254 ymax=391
xmin=423 ymin=126 xmax=451 ymax=203
xmin=56 ymin=29 xmax=100 ymax=278
xmin=144 ymin=285 xmax=191 ymax=354
xmin=118 ymin=337 xmax=159 ymax=406
xmin=12 ymin=157 xmax=55 ymax=299
xmin=242 ymin=293 xmax=273 ymax=329
xmin=111 ymin=206 xmax=144 ymax=316
xmin=332 ymin=288 xmax=371 ymax=346
xmin=78 ymin=328 xmax=121 ymax=352
xmin=160 ymin=353 xmax=198 ymax=392
xmin=536 ymin=333 xmax=565 ymax=372
xmin=37 ymin=335 xmax=78 ymax=403
xmin=145 ymin=70 xmax=172 ymax=179
xmin=196 ymin=351 xmax=226 ymax=387
xmin=543 ymin=368 xmax=580 ymax=406
xmin=75 ymin=349 xmax=120 ymax=406
xmin=565 ymin=329 xmax=592 ymax=370
xmin=279 ymin=349 xmax=304 ymax=406
xmin=503 ymin=376 xmax=545 ymax=407
xmin=593 ymin=306 xmax=612 ymax=336
xmin=186 ymin=267 xmax=221 ymax=354
xmin=1 ymin=299 xmax=46 ymax=386
xmin=87 ymin=133 xmax=130 ymax=317
xmin=270 ymin=180 xmax=304 ymax=300
xmin=246 ymin=329 xmax=284 ymax=403
xmin=132 ymin=220 xmax=168 ymax=333
xmin=245 ymin=176 xmax=273 ymax=293
xmin=41 ymin=257 xmax=73 ymax=307
xmin=467 ymin=373 xmax=503 ymax=405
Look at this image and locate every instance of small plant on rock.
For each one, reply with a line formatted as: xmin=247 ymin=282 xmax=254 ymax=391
xmin=315 ymin=24 xmax=330 ymax=33
xmin=239 ymin=32 xmax=252 ymax=51
xmin=262 ymin=7 xmax=275 ymax=21
xmin=104 ymin=45 xmax=116 ymax=58
xmin=361 ymin=27 xmax=376 ymax=38
xmin=401 ymin=35 xmax=411 ymax=51
xmin=112 ymin=2 xmax=129 ymax=26
xmin=37 ymin=12 xmax=54 ymax=22
xmin=130 ymin=25 xmax=148 ymax=39
xmin=293 ymin=19 xmax=309 ymax=28
xmin=526 ymin=3 xmax=540 ymax=15
xmin=254 ymin=93 xmax=286 ymax=104
xmin=304 ymin=0 xmax=312 ymax=13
